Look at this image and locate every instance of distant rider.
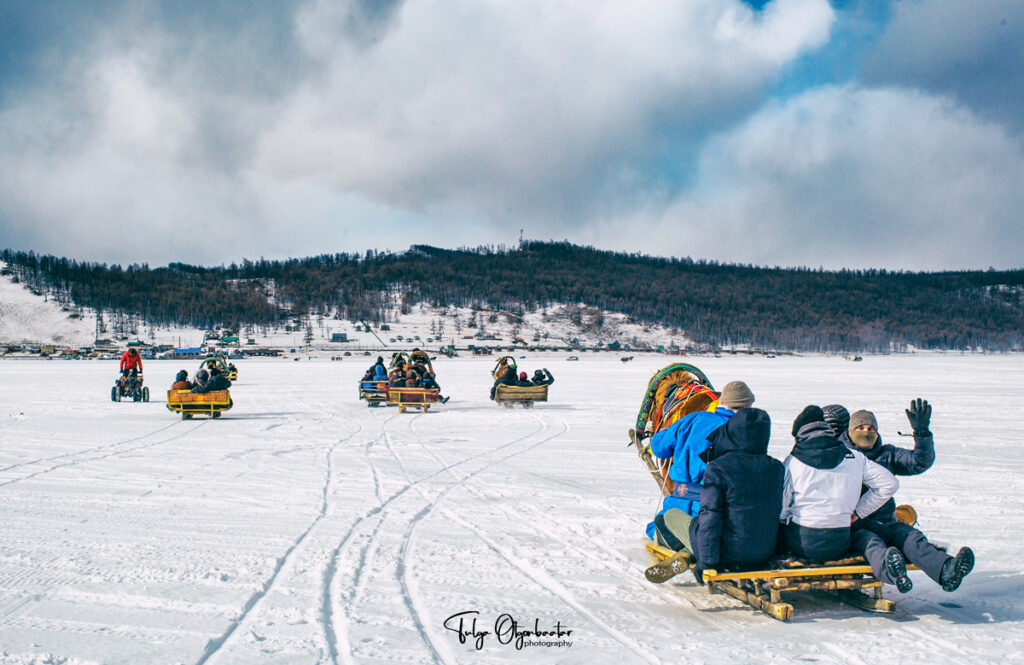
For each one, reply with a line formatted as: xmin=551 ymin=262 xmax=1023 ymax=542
xmin=171 ymin=370 xmax=192 ymax=390
xmin=120 ymin=347 xmax=143 ymax=377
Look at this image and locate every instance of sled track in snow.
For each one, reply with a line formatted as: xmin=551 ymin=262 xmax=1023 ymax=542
xmin=418 ymin=434 xmax=739 ymax=634
xmin=0 ymin=420 xmax=208 ymax=488
xmin=397 ymin=414 xmax=666 ymax=664
xmin=193 ymin=407 xmax=360 ymax=665
xmin=0 ymin=420 xmax=181 ymax=474
xmin=322 ymin=411 xmax=561 ymax=665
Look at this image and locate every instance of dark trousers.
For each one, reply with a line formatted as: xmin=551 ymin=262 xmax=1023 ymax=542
xmin=784 ymin=522 xmax=850 ymax=563
xmin=853 ymin=518 xmax=950 ymax=584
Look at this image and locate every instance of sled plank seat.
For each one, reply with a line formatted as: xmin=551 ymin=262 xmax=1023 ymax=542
xmin=646 ymin=541 xmax=918 ymax=620
xmin=166 ymin=389 xmax=232 ymax=419
xmin=494 ymin=383 xmax=548 ymax=406
xmin=386 ymin=387 xmax=439 ymax=413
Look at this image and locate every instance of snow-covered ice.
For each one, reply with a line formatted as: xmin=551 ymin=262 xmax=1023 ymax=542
xmin=0 ymin=354 xmax=1022 ymax=665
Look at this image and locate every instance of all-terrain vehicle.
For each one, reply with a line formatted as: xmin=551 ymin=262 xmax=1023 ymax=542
xmin=111 ymin=371 xmax=150 ymax=402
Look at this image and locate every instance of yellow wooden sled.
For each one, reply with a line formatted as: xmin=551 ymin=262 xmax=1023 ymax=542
xmin=386 ymin=386 xmax=438 ymax=414
xmin=494 ymin=383 xmax=548 ymax=408
xmin=166 ymin=389 xmax=233 ymax=420
xmin=646 ymin=541 xmax=920 ymax=621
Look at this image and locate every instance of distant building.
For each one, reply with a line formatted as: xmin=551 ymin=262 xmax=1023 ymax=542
xmin=331 ymin=332 xmax=348 ymax=342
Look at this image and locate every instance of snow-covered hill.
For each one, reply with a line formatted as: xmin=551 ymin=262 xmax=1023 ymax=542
xmin=1 ymin=263 xmax=691 ymax=352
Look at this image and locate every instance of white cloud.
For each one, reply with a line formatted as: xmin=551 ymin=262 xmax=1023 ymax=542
xmin=639 ymin=85 xmax=1024 ymax=270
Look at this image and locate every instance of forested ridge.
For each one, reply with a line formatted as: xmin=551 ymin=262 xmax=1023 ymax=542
xmin=3 ymin=243 xmax=1023 ymax=352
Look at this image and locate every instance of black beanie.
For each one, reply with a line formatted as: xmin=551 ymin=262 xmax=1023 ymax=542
xmin=792 ymin=405 xmax=825 ymax=437
xmin=822 ymin=404 xmax=851 ymax=438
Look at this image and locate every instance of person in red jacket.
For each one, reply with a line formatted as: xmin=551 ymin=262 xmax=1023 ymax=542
xmin=120 ymin=347 xmax=143 ymax=377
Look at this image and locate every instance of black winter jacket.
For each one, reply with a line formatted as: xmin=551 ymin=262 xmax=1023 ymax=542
xmin=193 ymin=374 xmax=231 ymax=393
xmin=690 ymin=408 xmax=785 ymax=568
xmin=841 ymin=430 xmax=934 ymax=521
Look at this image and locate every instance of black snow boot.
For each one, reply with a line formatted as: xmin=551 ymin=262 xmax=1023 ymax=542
xmin=884 ymin=547 xmax=913 ymax=593
xmin=940 ymin=547 xmax=975 ymax=592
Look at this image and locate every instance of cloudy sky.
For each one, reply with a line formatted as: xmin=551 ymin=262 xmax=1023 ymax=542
xmin=1 ymin=0 xmax=1021 ymax=270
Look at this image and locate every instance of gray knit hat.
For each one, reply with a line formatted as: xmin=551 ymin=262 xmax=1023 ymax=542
xmin=822 ymin=404 xmax=850 ymax=437
xmin=849 ymin=409 xmax=877 ymax=432
xmin=719 ymin=380 xmax=755 ymax=408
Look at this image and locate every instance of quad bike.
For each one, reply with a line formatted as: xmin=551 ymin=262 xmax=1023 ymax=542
xmin=111 ymin=372 xmax=150 ymax=403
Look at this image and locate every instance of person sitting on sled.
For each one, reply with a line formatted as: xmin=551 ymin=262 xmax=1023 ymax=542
xmin=531 ymin=368 xmax=555 ymax=386
xmin=828 ymin=402 xmax=974 ymax=593
xmin=647 ymin=380 xmax=755 ymax=542
xmin=388 ymin=367 xmax=407 ymax=388
xmin=372 ymin=357 xmax=388 ymax=380
xmin=781 ymin=406 xmax=907 ymax=581
xmin=515 ymin=371 xmax=534 ymax=387
xmin=646 ymin=408 xmax=784 ymax=584
xmin=192 ymin=366 xmax=231 ymax=393
xmin=171 ymin=370 xmax=192 ymax=391
xmin=120 ymin=347 xmax=143 ymax=377
xmin=191 ymin=369 xmax=209 ymax=392
xmin=489 ymin=361 xmax=518 ymax=400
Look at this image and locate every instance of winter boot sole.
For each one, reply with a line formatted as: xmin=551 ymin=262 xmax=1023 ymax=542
xmin=942 ymin=547 xmax=975 ymax=592
xmin=884 ymin=547 xmax=913 ymax=593
xmin=645 ymin=551 xmax=693 ymax=584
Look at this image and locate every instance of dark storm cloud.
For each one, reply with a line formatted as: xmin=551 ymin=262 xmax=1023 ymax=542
xmin=861 ymin=0 xmax=1024 ymax=133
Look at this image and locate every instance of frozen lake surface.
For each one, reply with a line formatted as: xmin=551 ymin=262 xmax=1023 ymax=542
xmin=1 ymin=355 xmax=1022 ymax=665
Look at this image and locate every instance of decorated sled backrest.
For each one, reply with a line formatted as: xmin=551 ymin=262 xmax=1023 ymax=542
xmin=491 ymin=355 xmax=516 ymax=380
xmin=632 ymin=363 xmax=718 ymax=496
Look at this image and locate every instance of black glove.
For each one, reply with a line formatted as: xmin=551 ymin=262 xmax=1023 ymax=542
xmin=692 ymin=564 xmax=708 ymax=586
xmin=906 ymin=398 xmax=932 ymax=433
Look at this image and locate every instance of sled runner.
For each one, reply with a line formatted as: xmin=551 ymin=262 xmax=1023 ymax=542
xmin=166 ymin=389 xmax=232 ymax=419
xmin=645 ymin=541 xmax=919 ymax=621
xmin=386 ymin=387 xmax=439 ymax=414
xmin=494 ymin=383 xmax=548 ymax=408
xmin=359 ymin=380 xmax=388 ymax=407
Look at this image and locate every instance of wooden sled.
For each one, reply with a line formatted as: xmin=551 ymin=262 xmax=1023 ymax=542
xmin=359 ymin=380 xmax=388 ymax=407
xmin=494 ymin=383 xmax=548 ymax=408
xmin=646 ymin=541 xmax=919 ymax=621
xmin=386 ymin=387 xmax=439 ymax=414
xmin=166 ymin=389 xmax=233 ymax=420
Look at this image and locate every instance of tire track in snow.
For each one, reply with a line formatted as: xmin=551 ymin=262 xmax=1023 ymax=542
xmin=323 ymin=411 xmax=555 ymax=665
xmin=0 ymin=420 xmax=182 ymax=474
xmin=425 ymin=443 xmax=737 ymax=632
xmin=0 ymin=421 xmax=208 ymax=488
xmin=397 ymin=414 xmax=664 ymax=664
xmin=193 ymin=417 xmax=363 ymax=665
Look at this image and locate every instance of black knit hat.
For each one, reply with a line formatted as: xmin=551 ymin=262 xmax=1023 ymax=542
xmin=822 ymin=404 xmax=850 ymax=438
xmin=792 ymin=405 xmax=825 ymax=437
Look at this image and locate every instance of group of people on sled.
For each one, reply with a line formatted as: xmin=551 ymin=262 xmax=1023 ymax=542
xmin=645 ymin=380 xmax=974 ymax=595
xmin=169 ymin=367 xmax=231 ymax=394
xmin=489 ymin=357 xmax=555 ymax=400
xmin=362 ymin=350 xmax=450 ymax=403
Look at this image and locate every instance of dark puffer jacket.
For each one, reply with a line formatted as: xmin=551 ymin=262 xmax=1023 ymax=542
xmin=840 ymin=430 xmax=934 ymax=521
xmin=689 ymin=408 xmax=785 ymax=568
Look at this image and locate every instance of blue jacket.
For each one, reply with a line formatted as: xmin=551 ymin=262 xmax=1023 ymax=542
xmin=645 ymin=407 xmax=734 ymax=539
xmin=373 ymin=363 xmax=387 ymax=380
xmin=690 ymin=408 xmax=784 ymax=568
xmin=841 ymin=429 xmax=934 ymax=522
